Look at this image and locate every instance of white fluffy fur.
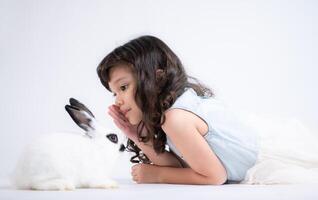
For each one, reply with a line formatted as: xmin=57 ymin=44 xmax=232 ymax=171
xmin=241 ymin=113 xmax=318 ymax=184
xmin=12 ymin=124 xmax=124 ymax=190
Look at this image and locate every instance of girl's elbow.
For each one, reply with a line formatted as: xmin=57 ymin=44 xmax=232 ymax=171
xmin=204 ymin=174 xmax=227 ymax=185
xmin=203 ymin=169 xmax=227 ymax=185
xmin=213 ymin=176 xmax=227 ymax=185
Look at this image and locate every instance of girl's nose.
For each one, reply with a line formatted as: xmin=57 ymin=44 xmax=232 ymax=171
xmin=115 ymin=98 xmax=124 ymax=106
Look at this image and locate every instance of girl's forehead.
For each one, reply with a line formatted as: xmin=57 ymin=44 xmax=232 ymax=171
xmin=109 ymin=65 xmax=134 ymax=80
xmin=108 ymin=65 xmax=136 ymax=92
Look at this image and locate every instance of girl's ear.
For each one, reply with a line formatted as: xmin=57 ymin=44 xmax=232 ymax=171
xmin=156 ymin=69 xmax=165 ymax=81
xmin=156 ymin=69 xmax=164 ymax=75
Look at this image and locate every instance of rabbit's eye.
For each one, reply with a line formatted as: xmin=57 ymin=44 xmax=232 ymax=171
xmin=106 ymin=133 xmax=118 ymax=144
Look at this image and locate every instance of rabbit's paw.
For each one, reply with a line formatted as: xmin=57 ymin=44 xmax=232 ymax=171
xmin=88 ymin=179 xmax=118 ymax=189
xmin=31 ymin=179 xmax=75 ymax=191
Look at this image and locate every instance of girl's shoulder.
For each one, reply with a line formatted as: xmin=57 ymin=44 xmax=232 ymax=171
xmin=162 ymin=106 xmax=209 ymax=137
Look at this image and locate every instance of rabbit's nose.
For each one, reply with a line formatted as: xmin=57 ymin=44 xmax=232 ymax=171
xmin=119 ymin=144 xmax=125 ymax=152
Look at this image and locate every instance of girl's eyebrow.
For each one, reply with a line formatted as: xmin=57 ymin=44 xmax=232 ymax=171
xmin=113 ymin=77 xmax=128 ymax=84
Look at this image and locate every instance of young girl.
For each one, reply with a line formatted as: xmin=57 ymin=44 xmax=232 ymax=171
xmin=96 ymin=35 xmax=259 ymax=185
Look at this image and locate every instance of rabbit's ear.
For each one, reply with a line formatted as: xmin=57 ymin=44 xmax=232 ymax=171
xmin=65 ymin=104 xmax=95 ymax=132
xmin=69 ymin=98 xmax=95 ymax=118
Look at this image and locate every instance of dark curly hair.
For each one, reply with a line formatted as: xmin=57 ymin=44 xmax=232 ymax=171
xmin=97 ymin=35 xmax=213 ymax=163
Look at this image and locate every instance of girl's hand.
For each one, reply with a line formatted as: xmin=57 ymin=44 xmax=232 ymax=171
xmin=107 ymin=104 xmax=139 ymax=142
xmin=131 ymin=164 xmax=161 ymax=183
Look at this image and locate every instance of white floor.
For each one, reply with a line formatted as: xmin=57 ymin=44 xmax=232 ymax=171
xmin=1 ymin=178 xmax=318 ymax=200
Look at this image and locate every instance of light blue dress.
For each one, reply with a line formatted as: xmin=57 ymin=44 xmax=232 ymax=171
xmin=166 ymin=87 xmax=260 ymax=183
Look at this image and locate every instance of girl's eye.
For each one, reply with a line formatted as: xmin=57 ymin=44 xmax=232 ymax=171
xmin=120 ymin=84 xmax=128 ymax=91
xmin=112 ymin=84 xmax=128 ymax=97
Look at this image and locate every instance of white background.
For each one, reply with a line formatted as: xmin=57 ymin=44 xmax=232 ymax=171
xmin=0 ymin=0 xmax=317 ymax=180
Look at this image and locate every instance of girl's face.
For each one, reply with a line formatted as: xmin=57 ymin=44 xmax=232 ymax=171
xmin=108 ymin=64 xmax=143 ymax=125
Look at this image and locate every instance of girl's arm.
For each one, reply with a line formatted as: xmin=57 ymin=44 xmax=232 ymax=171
xmin=157 ymin=166 xmax=225 ymax=185
xmin=160 ymin=109 xmax=228 ymax=183
xmin=131 ymin=107 xmax=227 ymax=185
xmin=132 ymin=164 xmax=225 ymax=185
xmin=135 ymin=140 xmax=183 ymax=168
xmin=131 ymin=108 xmax=228 ymax=185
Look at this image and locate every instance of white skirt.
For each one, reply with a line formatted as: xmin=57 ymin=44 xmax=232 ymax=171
xmin=239 ymin=113 xmax=318 ymax=184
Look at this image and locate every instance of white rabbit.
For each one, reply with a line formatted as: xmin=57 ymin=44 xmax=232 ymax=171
xmin=12 ymin=98 xmax=126 ymax=190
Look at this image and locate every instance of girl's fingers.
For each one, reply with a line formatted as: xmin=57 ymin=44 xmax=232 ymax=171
xmin=108 ymin=109 xmax=128 ymax=124
xmin=110 ymin=106 xmax=125 ymax=117
xmin=114 ymin=119 xmax=132 ymax=134
xmin=109 ymin=111 xmax=126 ymax=127
xmin=131 ymin=172 xmax=137 ymax=181
xmin=109 ymin=106 xmax=128 ymax=122
xmin=113 ymin=120 xmax=125 ymax=131
xmin=112 ymin=105 xmax=127 ymax=119
xmin=108 ymin=112 xmax=127 ymax=128
xmin=108 ymin=109 xmax=121 ymax=121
